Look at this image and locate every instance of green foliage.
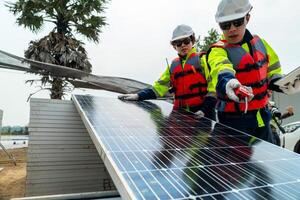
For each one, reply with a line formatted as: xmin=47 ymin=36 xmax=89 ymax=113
xmin=6 ymin=0 xmax=110 ymax=99
xmin=6 ymin=0 xmax=109 ymax=42
xmin=0 ymin=126 xmax=29 ymax=135
xmin=195 ymin=28 xmax=221 ymax=52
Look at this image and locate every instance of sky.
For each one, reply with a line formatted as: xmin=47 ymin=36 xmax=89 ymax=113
xmin=0 ymin=0 xmax=300 ymax=126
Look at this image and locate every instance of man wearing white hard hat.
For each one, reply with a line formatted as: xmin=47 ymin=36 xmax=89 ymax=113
xmin=207 ymin=0 xmax=299 ymax=143
xmin=119 ymin=24 xmax=216 ymax=119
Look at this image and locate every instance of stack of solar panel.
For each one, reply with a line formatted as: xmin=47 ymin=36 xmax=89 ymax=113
xmin=73 ymin=95 xmax=300 ymax=200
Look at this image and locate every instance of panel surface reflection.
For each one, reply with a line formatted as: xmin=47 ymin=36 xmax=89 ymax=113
xmin=73 ymin=95 xmax=300 ymax=200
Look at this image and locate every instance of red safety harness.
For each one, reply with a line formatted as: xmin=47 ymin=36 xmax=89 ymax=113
xmin=170 ymin=52 xmax=208 ymax=110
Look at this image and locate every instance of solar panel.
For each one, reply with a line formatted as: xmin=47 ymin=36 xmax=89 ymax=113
xmin=72 ymin=94 xmax=300 ymax=200
xmin=0 ymin=49 xmax=150 ymax=93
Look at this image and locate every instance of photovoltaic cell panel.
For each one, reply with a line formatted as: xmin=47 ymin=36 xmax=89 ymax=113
xmin=72 ymin=94 xmax=300 ymax=200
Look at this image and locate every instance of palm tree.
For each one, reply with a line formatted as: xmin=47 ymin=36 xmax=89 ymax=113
xmin=7 ymin=0 xmax=109 ymax=99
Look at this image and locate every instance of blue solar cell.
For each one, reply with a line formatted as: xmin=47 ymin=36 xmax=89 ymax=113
xmin=73 ymin=95 xmax=300 ymax=200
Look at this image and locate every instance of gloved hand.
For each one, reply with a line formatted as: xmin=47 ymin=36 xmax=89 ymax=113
xmin=280 ymin=79 xmax=300 ymax=95
xmin=225 ymin=79 xmax=241 ymax=102
xmin=194 ymin=110 xmax=205 ymax=118
xmin=118 ymin=93 xmax=139 ymax=101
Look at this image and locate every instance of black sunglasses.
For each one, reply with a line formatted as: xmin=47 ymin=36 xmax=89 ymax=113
xmin=172 ymin=37 xmax=192 ymax=47
xmin=219 ymin=17 xmax=245 ymax=30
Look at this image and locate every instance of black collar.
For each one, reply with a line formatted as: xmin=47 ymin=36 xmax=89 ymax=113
xmin=237 ymin=29 xmax=253 ymax=45
xmin=238 ymin=29 xmax=254 ymax=56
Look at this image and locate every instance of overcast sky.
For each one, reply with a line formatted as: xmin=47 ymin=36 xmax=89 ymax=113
xmin=0 ymin=0 xmax=300 ymax=125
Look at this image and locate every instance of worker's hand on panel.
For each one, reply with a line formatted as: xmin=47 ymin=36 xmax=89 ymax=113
xmin=194 ymin=110 xmax=205 ymax=118
xmin=118 ymin=93 xmax=139 ymax=101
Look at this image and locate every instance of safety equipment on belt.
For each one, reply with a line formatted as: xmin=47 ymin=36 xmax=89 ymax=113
xmin=171 ymin=24 xmax=194 ymax=42
xmin=118 ymin=93 xmax=139 ymax=101
xmin=225 ymin=79 xmax=241 ymax=102
xmin=215 ymin=0 xmax=253 ymax=23
xmin=234 ymin=86 xmax=253 ymax=101
xmin=234 ymin=86 xmax=254 ymax=113
xmin=280 ymin=79 xmax=300 ymax=94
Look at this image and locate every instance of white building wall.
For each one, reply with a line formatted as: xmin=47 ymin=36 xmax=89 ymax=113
xmin=26 ymin=98 xmax=116 ymax=196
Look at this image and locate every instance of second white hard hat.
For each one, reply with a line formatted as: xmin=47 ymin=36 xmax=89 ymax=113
xmin=171 ymin=24 xmax=194 ymax=42
xmin=215 ymin=0 xmax=252 ymax=23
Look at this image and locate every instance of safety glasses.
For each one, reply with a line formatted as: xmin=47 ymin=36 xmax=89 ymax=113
xmin=219 ymin=17 xmax=245 ymax=30
xmin=172 ymin=37 xmax=191 ymax=47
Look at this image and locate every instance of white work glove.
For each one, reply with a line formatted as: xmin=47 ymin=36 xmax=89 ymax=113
xmin=225 ymin=79 xmax=241 ymax=102
xmin=118 ymin=93 xmax=139 ymax=101
xmin=280 ymin=79 xmax=300 ymax=95
xmin=194 ymin=110 xmax=205 ymax=118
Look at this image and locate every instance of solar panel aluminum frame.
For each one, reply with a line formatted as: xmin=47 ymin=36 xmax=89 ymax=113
xmin=72 ymin=95 xmax=135 ymax=199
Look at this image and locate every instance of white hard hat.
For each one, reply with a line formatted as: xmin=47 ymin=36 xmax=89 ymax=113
xmin=171 ymin=24 xmax=194 ymax=42
xmin=215 ymin=0 xmax=253 ymax=23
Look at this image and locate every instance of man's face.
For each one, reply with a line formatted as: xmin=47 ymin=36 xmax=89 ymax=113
xmin=171 ymin=37 xmax=193 ymax=56
xmin=219 ymin=15 xmax=249 ymax=44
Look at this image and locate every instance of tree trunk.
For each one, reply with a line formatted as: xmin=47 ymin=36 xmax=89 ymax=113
xmin=50 ymin=78 xmax=63 ymax=99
